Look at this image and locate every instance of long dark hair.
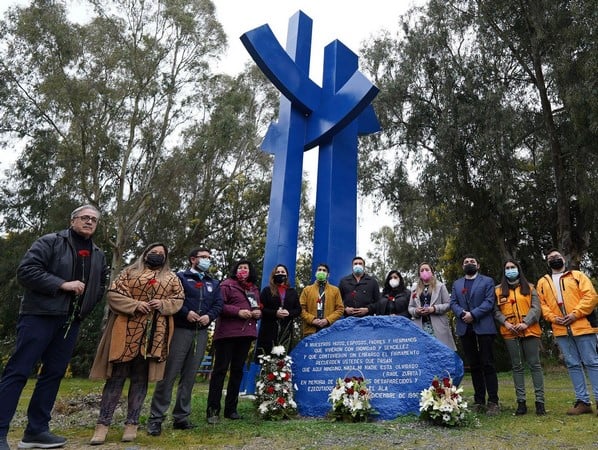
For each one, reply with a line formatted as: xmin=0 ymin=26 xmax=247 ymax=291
xmin=499 ymin=259 xmax=531 ymax=297
xmin=269 ymin=264 xmax=290 ymax=296
xmin=382 ymin=270 xmax=406 ymax=295
xmin=229 ymin=259 xmax=258 ymax=284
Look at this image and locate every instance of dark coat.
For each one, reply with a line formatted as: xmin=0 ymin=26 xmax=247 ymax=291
xmin=17 ymin=228 xmax=108 ymax=319
xmin=256 ymin=285 xmax=301 ymax=354
xmin=450 ymin=274 xmax=497 ymax=336
xmin=174 ymin=270 xmax=223 ymax=330
xmin=376 ymin=289 xmax=411 ymax=317
xmin=338 ymin=273 xmax=381 ymax=314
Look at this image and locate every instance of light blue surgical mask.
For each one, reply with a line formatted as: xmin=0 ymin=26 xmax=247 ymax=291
xmin=505 ymin=268 xmax=519 ymax=280
xmin=353 ymin=265 xmax=364 ymax=275
xmin=197 ymin=258 xmax=211 ymax=272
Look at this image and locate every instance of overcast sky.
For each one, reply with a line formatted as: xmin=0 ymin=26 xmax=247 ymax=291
xmin=1 ymin=0 xmax=421 ymax=257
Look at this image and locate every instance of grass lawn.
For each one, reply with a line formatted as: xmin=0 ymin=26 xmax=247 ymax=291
xmin=5 ymin=364 xmax=598 ymax=449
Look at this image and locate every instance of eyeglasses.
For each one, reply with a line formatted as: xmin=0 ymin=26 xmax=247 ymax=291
xmin=75 ymin=215 xmax=98 ymax=223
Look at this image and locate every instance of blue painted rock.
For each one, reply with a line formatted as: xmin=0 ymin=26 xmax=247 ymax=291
xmin=290 ymin=316 xmax=464 ymax=420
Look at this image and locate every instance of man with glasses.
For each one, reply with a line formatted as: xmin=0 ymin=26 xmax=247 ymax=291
xmin=0 ymin=205 xmax=108 ymax=450
xmin=537 ymin=248 xmax=598 ymax=415
xmin=147 ymin=247 xmax=223 ymax=435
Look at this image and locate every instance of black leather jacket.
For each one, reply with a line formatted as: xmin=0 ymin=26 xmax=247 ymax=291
xmin=17 ymin=228 xmax=108 ymax=319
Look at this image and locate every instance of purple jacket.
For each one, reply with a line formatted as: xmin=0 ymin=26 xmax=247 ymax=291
xmin=213 ymin=278 xmax=260 ymax=341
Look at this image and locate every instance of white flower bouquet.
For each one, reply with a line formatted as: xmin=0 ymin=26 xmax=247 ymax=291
xmin=254 ymin=345 xmax=297 ymax=420
xmin=419 ymin=375 xmax=470 ymax=426
xmin=328 ymin=374 xmax=375 ymax=422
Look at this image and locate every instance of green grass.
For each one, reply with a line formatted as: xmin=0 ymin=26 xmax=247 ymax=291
xmin=5 ymin=364 xmax=598 ymax=449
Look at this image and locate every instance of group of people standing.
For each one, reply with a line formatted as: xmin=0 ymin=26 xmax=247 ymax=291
xmin=0 ymin=204 xmax=597 ymax=450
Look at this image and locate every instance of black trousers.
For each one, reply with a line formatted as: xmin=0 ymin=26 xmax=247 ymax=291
xmin=206 ymin=337 xmax=253 ymax=415
xmin=460 ymin=329 xmax=499 ymax=405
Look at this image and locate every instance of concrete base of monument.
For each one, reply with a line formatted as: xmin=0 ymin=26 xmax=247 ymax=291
xmin=290 ymin=316 xmax=464 ymax=420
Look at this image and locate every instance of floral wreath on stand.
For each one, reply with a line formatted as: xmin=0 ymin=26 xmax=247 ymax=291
xmin=254 ymin=345 xmax=297 ymax=420
xmin=419 ymin=375 xmax=472 ymax=427
xmin=328 ymin=371 xmax=376 ymax=422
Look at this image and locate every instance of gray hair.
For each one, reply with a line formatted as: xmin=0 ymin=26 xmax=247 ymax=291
xmin=70 ymin=204 xmax=101 ymax=220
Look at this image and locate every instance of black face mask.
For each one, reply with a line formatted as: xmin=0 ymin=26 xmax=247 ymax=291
xmin=548 ymin=258 xmax=565 ymax=270
xmin=146 ymin=253 xmax=165 ymax=269
xmin=463 ymin=264 xmax=478 ymax=276
xmin=273 ymin=274 xmax=287 ymax=285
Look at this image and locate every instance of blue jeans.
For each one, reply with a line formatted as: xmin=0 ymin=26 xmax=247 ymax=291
xmin=0 ymin=315 xmax=79 ymax=437
xmin=556 ymin=334 xmax=598 ymax=403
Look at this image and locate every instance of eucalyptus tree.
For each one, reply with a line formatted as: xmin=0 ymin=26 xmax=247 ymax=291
xmin=359 ymin=0 xmax=597 ymax=281
xmin=0 ymin=0 xmax=227 ymax=275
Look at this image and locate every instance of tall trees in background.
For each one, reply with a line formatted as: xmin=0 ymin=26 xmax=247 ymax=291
xmin=0 ymin=0 xmax=278 ymax=345
xmin=359 ymin=0 xmax=597 ymax=282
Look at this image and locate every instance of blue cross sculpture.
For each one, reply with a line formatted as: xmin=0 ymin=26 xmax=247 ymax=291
xmin=241 ymin=10 xmax=380 ymax=287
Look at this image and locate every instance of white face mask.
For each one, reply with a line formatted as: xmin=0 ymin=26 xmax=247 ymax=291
xmin=389 ymin=278 xmax=400 ymax=288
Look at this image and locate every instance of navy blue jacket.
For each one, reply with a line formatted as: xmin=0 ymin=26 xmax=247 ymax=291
xmin=174 ymin=269 xmax=223 ymax=330
xmin=450 ymin=274 xmax=497 ymax=336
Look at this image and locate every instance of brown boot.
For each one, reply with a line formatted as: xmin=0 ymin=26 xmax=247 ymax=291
xmin=566 ymin=400 xmax=593 ymax=415
xmin=90 ymin=424 xmax=109 ymax=445
xmin=121 ymin=424 xmax=138 ymax=442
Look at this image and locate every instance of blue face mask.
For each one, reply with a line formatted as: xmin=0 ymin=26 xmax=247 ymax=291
xmin=353 ymin=265 xmax=364 ymax=275
xmin=197 ymin=258 xmax=211 ymax=272
xmin=505 ymin=268 xmax=519 ymax=280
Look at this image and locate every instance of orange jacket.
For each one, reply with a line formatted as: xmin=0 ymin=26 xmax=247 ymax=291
xmin=494 ymin=284 xmax=542 ymax=339
xmin=537 ymin=270 xmax=598 ymax=337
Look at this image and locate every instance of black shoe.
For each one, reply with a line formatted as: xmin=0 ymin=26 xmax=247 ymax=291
xmin=224 ymin=412 xmax=242 ymax=420
xmin=147 ymin=422 xmax=162 ymax=436
xmin=535 ymin=402 xmax=546 ymax=415
xmin=173 ymin=420 xmax=196 ymax=430
xmin=515 ymin=401 xmax=527 ymax=415
xmin=18 ymin=431 xmax=66 ymax=449
xmin=207 ymin=407 xmax=220 ymax=424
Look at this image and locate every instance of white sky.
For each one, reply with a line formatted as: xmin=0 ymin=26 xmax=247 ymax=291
xmin=1 ymin=0 xmax=421 ymax=255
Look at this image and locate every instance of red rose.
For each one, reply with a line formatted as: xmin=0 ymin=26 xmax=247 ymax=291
xmin=388 ymin=296 xmax=395 ymax=302
xmin=267 ymin=386 xmax=275 ymax=394
xmin=510 ymin=298 xmax=516 ymax=305
xmin=346 ymin=388 xmax=354 ymax=395
xmin=461 ymin=288 xmax=468 ymax=295
xmin=285 ymin=372 xmax=291 ymax=380
xmin=195 ymin=282 xmax=203 ymax=288
xmin=344 ymin=377 xmax=351 ymax=383
xmin=267 ymin=373 xmax=276 ymax=381
xmin=277 ymin=397 xmax=286 ymax=405
xmin=148 ymin=278 xmax=158 ymax=285
xmin=412 ymin=292 xmax=417 ymax=299
xmin=78 ymin=250 xmax=90 ymax=257
xmin=359 ymin=389 xmax=367 ymax=395
xmin=277 ymin=360 xmax=285 ymax=368
xmin=442 ymin=377 xmax=451 ymax=387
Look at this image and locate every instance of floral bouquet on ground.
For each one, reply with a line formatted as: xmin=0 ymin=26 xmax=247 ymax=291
xmin=419 ymin=375 xmax=471 ymax=427
xmin=328 ymin=373 xmax=376 ymax=422
xmin=255 ymin=345 xmax=297 ymax=420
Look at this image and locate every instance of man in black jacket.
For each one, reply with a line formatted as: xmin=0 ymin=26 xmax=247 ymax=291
xmin=0 ymin=205 xmax=108 ymax=450
xmin=339 ymin=256 xmax=381 ymax=317
xmin=147 ymin=247 xmax=223 ymax=435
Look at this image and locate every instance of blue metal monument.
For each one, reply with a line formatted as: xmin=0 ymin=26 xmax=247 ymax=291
xmin=241 ymin=10 xmax=380 ymax=287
